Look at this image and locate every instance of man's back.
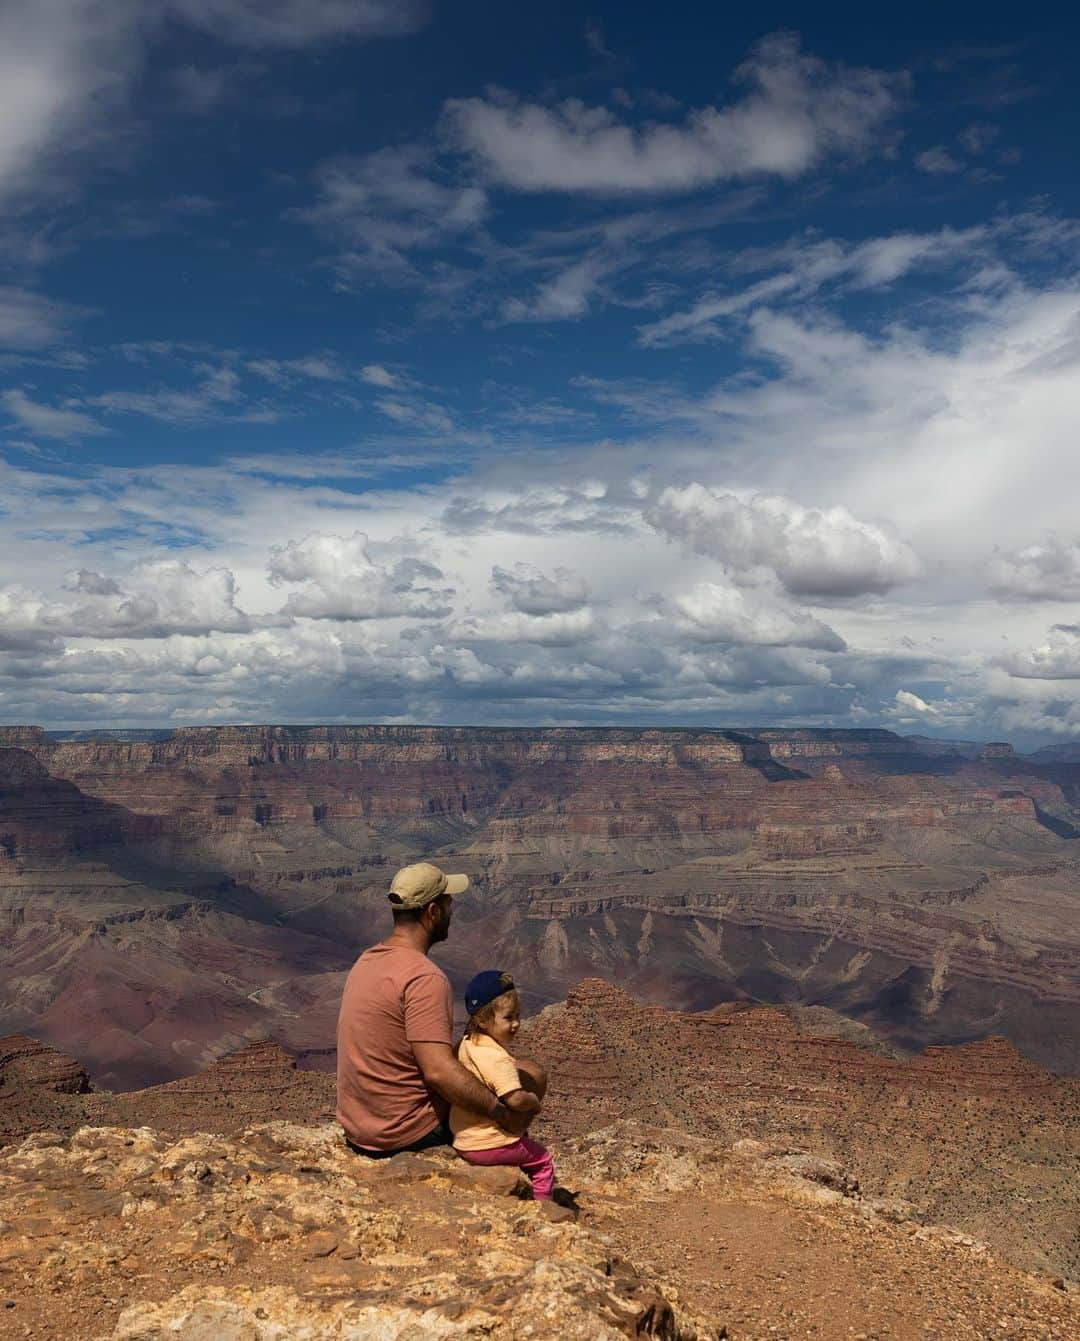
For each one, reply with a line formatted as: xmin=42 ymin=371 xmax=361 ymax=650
xmin=336 ymin=941 xmax=454 ymax=1150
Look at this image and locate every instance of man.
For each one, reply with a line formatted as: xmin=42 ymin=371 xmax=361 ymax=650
xmin=336 ymin=860 xmax=528 ymax=1156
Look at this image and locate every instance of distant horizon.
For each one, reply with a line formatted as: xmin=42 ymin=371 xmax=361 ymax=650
xmin=2 ymin=718 xmax=1041 ymax=752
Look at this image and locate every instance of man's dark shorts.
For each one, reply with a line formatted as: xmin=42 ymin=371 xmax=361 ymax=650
xmin=345 ymin=1120 xmax=452 ymax=1160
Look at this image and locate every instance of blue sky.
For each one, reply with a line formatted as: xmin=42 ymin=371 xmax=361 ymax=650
xmin=2 ymin=1 xmax=1080 ymax=745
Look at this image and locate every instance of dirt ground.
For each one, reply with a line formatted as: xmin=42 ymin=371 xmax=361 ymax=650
xmin=589 ymin=1181 xmax=1078 ymax=1341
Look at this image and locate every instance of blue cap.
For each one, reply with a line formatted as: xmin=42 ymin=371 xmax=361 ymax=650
xmin=465 ymin=969 xmax=514 ymax=1016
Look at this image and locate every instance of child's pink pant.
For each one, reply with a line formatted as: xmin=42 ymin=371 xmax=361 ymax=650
xmin=456 ymin=1136 xmax=555 ymax=1200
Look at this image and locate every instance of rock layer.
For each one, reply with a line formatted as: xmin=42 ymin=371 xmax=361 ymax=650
xmin=1 ymin=724 xmax=1078 ymax=1085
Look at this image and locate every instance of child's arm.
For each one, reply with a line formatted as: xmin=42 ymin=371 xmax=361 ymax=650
xmin=500 ymin=1087 xmax=541 ymax=1115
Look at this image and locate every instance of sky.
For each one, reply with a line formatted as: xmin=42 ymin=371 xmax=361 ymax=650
xmin=1 ymin=1 xmax=1080 ymax=746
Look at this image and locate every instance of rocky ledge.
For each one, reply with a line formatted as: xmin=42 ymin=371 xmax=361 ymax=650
xmin=0 ymin=1119 xmax=713 ymax=1341
xmin=0 ymin=1116 xmax=1076 ymax=1341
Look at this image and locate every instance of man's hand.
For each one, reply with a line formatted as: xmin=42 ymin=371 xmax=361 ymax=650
xmin=412 ymin=1041 xmax=530 ymax=1134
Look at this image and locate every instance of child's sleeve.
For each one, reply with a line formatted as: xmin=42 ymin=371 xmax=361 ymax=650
xmin=476 ymin=1047 xmax=525 ymax=1100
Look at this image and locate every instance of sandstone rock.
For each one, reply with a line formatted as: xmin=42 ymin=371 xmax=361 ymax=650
xmin=770 ymin=1154 xmax=860 ymax=1197
xmin=864 ymin=1196 xmax=917 ymax=1224
xmin=0 ymin=1117 xmax=722 ymax=1340
xmin=730 ymin=1138 xmax=771 ymax=1160
xmin=298 ymin=1229 xmax=338 ymax=1258
xmin=445 ymin=1164 xmax=526 ymax=1198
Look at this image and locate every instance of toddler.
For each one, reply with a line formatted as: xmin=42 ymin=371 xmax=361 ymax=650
xmin=449 ymin=970 xmax=556 ymax=1200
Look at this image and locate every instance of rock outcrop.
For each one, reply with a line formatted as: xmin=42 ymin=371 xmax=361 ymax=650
xmin=523 ymin=979 xmax=1080 ymax=1281
xmin=0 ymin=976 xmax=1075 ymax=1285
xmin=0 ymin=1035 xmax=91 ymax=1142
xmin=0 ymin=1096 xmax=1075 ymax=1339
xmin=0 ymin=1119 xmax=715 ymax=1340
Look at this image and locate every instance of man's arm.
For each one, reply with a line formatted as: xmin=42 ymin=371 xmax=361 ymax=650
xmin=412 ymin=1041 xmax=530 ymax=1135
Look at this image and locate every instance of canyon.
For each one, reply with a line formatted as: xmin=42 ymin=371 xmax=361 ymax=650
xmin=0 ymin=723 xmax=1077 ymax=1089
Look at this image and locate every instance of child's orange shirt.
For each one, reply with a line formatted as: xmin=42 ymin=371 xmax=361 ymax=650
xmin=450 ymin=1034 xmax=523 ymax=1151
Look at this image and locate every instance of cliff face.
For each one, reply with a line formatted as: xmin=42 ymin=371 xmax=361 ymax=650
xmin=1 ymin=724 xmax=1078 ymax=1087
xmin=523 ymin=979 xmax=1080 ymax=1280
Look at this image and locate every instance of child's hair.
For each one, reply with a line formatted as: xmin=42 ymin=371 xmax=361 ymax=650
xmin=467 ymin=972 xmax=519 ymax=1037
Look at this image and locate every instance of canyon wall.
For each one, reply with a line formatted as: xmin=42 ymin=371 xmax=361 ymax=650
xmin=1 ymin=724 xmax=1077 ymax=1087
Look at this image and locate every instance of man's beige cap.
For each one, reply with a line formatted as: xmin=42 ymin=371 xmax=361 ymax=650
xmin=388 ymin=861 xmax=470 ymax=909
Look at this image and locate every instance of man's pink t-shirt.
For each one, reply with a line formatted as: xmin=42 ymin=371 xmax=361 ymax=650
xmin=336 ymin=942 xmax=454 ymax=1150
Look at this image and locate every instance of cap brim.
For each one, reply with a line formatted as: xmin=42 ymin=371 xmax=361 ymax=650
xmin=444 ymin=873 xmax=470 ymax=895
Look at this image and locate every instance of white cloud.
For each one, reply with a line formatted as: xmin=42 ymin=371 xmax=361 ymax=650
xmin=638 ymin=225 xmax=981 ymax=346
xmin=648 ymin=484 xmax=919 ymax=598
xmin=491 ymin=563 xmax=589 ymax=614
xmin=988 ymin=537 xmax=1080 ymax=601
xmin=88 ymin=366 xmax=244 ymax=424
xmin=999 ymin=625 xmax=1080 ymax=680
xmin=893 ymin=688 xmax=936 ymax=715
xmin=915 ymin=145 xmax=963 ymax=174
xmin=247 ymin=354 xmax=347 ymax=384
xmin=0 ymin=0 xmax=144 ymax=204
xmin=0 ymin=288 xmax=83 ymax=349
xmin=0 ymin=559 xmax=250 ymax=640
xmin=302 ymin=147 xmax=487 ymax=279
xmin=0 ymin=0 xmax=429 ymax=206
xmin=267 ymin=531 xmax=454 ymax=620
xmin=360 ymin=364 xmax=400 ymax=388
xmin=444 ymin=32 xmax=902 ymax=194
xmin=501 ymin=256 xmax=612 ymax=323
xmin=672 ymin=580 xmax=845 ymax=650
xmin=886 ymin=688 xmax=975 ymax=726
xmin=449 ymin=607 xmax=598 ymax=647
xmin=2 ymin=389 xmax=106 ymax=439
xmin=374 ymin=397 xmax=454 ymax=434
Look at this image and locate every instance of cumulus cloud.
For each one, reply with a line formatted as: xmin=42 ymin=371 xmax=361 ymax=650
xmin=444 ymin=32 xmax=902 ymax=194
xmin=267 ymin=531 xmax=454 ymax=620
xmin=672 ymin=580 xmax=845 ymax=650
xmin=647 ymin=484 xmax=919 ymax=598
xmin=0 ymin=560 xmax=250 ymax=640
xmin=891 ymin=689 xmax=939 ymax=718
xmin=886 ymin=688 xmax=975 ymax=727
xmin=449 ymin=607 xmax=598 ymax=647
xmin=491 ymin=563 xmax=589 ymax=614
xmin=988 ymin=537 xmax=1080 ymax=601
xmin=998 ymin=625 xmax=1080 ymax=680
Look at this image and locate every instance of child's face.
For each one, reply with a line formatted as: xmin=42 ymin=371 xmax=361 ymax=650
xmin=485 ymin=998 xmax=520 ymax=1049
